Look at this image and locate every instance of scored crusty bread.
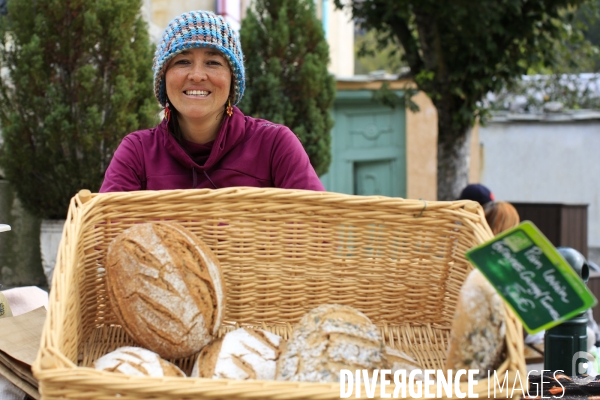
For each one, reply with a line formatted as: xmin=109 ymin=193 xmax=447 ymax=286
xmin=191 ymin=328 xmax=283 ymax=380
xmin=105 ymin=222 xmax=226 ymax=359
xmin=276 ymin=304 xmax=385 ymax=383
xmin=384 ymin=346 xmax=423 ymax=377
xmin=192 ymin=336 xmax=225 ymax=378
xmin=93 ymin=346 xmax=185 ymax=377
xmin=445 ymin=269 xmax=506 ymax=379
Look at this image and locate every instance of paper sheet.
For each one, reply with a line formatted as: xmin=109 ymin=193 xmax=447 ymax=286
xmin=0 ymin=307 xmax=46 ymax=366
xmin=0 ymin=307 xmax=45 ymax=399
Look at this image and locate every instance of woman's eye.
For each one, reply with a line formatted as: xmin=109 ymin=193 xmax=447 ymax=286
xmin=174 ymin=59 xmax=190 ymax=65
xmin=207 ymin=60 xmax=223 ymax=66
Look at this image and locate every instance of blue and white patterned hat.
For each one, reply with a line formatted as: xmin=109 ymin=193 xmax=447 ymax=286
xmin=152 ymin=10 xmax=245 ymax=107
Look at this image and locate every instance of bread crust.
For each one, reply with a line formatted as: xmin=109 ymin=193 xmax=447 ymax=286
xmin=192 ymin=328 xmax=282 ymax=380
xmin=93 ymin=346 xmax=185 ymax=377
xmin=445 ymin=269 xmax=506 ymax=378
xmin=105 ymin=222 xmax=226 ymax=358
xmin=384 ymin=346 xmax=422 ymax=375
xmin=276 ymin=304 xmax=384 ymax=383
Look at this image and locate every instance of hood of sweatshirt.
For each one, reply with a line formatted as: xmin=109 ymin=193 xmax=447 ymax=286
xmin=161 ymin=106 xmax=247 ymax=172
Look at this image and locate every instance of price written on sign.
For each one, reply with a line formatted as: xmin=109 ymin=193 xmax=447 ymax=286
xmin=466 ymin=221 xmax=597 ymax=334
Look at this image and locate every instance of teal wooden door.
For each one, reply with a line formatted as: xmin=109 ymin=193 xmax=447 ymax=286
xmin=320 ymin=90 xmax=406 ymax=197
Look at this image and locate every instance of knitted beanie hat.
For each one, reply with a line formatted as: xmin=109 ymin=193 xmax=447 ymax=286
xmin=152 ymin=10 xmax=245 ymax=107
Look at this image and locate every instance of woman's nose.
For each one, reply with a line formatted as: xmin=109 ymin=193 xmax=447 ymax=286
xmin=188 ymin=64 xmax=208 ymax=81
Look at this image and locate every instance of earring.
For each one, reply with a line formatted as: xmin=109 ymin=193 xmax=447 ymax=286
xmin=226 ymin=98 xmax=233 ymax=117
xmin=164 ymin=102 xmax=171 ymax=123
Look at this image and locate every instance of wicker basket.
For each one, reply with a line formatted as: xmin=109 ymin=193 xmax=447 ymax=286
xmin=32 ymin=187 xmax=525 ymax=399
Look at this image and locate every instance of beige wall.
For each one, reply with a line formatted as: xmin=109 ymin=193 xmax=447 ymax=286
xmin=469 ymin=122 xmax=481 ymax=184
xmin=325 ymin=0 xmax=354 ymax=77
xmin=405 ymin=91 xmax=438 ymax=201
xmin=406 ymin=94 xmax=481 ymax=200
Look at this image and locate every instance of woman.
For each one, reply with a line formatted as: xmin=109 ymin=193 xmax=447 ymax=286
xmin=484 ymin=201 xmax=520 ymax=235
xmin=100 ymin=10 xmax=324 ymax=192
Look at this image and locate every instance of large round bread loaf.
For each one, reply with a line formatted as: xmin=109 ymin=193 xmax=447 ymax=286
xmin=191 ymin=327 xmax=282 ymax=380
xmin=94 ymin=346 xmax=185 ymax=377
xmin=105 ymin=222 xmax=226 ymax=359
xmin=276 ymin=304 xmax=385 ymax=383
xmin=445 ymin=269 xmax=506 ymax=379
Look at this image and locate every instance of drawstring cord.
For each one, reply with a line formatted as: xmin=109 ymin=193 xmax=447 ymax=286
xmin=192 ymin=168 xmax=217 ymax=189
xmin=204 ymin=170 xmax=217 ymax=189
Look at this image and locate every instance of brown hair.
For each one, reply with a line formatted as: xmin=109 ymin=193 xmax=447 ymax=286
xmin=484 ymin=201 xmax=520 ymax=235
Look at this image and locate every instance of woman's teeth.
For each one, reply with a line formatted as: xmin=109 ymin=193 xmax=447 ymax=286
xmin=185 ymin=90 xmax=209 ymax=96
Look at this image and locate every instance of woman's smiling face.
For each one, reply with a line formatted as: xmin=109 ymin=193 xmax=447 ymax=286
xmin=165 ymin=47 xmax=232 ymax=123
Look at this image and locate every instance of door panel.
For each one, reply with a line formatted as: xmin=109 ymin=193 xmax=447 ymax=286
xmin=320 ymin=90 xmax=406 ymax=198
xmin=354 ymin=160 xmax=393 ymax=196
xmin=347 ymin=110 xmax=395 ymax=149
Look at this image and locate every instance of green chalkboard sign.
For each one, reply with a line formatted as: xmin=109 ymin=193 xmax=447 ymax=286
xmin=466 ymin=221 xmax=597 ymax=334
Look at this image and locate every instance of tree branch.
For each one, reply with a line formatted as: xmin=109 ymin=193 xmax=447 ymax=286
xmin=413 ymin=12 xmax=443 ymax=76
xmin=387 ymin=13 xmax=424 ymax=75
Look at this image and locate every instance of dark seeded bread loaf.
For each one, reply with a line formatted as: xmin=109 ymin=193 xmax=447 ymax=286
xmin=105 ymin=222 xmax=226 ymax=359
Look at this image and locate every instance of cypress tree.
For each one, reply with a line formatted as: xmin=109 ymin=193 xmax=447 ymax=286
xmin=0 ymin=0 xmax=158 ymax=219
xmin=239 ymin=0 xmax=335 ymax=176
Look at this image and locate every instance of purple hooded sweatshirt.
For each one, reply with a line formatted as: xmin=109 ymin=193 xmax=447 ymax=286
xmin=100 ymin=107 xmax=324 ymax=192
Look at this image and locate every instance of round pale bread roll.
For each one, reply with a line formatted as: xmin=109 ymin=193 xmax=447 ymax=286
xmin=94 ymin=346 xmax=185 ymax=377
xmin=276 ymin=304 xmax=385 ymax=383
xmin=191 ymin=327 xmax=283 ymax=380
xmin=105 ymin=222 xmax=226 ymax=359
xmin=445 ymin=269 xmax=506 ymax=379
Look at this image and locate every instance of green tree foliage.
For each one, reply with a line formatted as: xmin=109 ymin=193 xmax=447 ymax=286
xmin=335 ymin=0 xmax=589 ymax=200
xmin=0 ymin=0 xmax=158 ymax=219
xmin=239 ymin=0 xmax=336 ymax=176
xmin=489 ymin=3 xmax=600 ymax=114
xmin=526 ymin=6 xmax=600 ymax=74
xmin=354 ymin=29 xmax=406 ymax=75
xmin=574 ymin=0 xmax=600 ymax=71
